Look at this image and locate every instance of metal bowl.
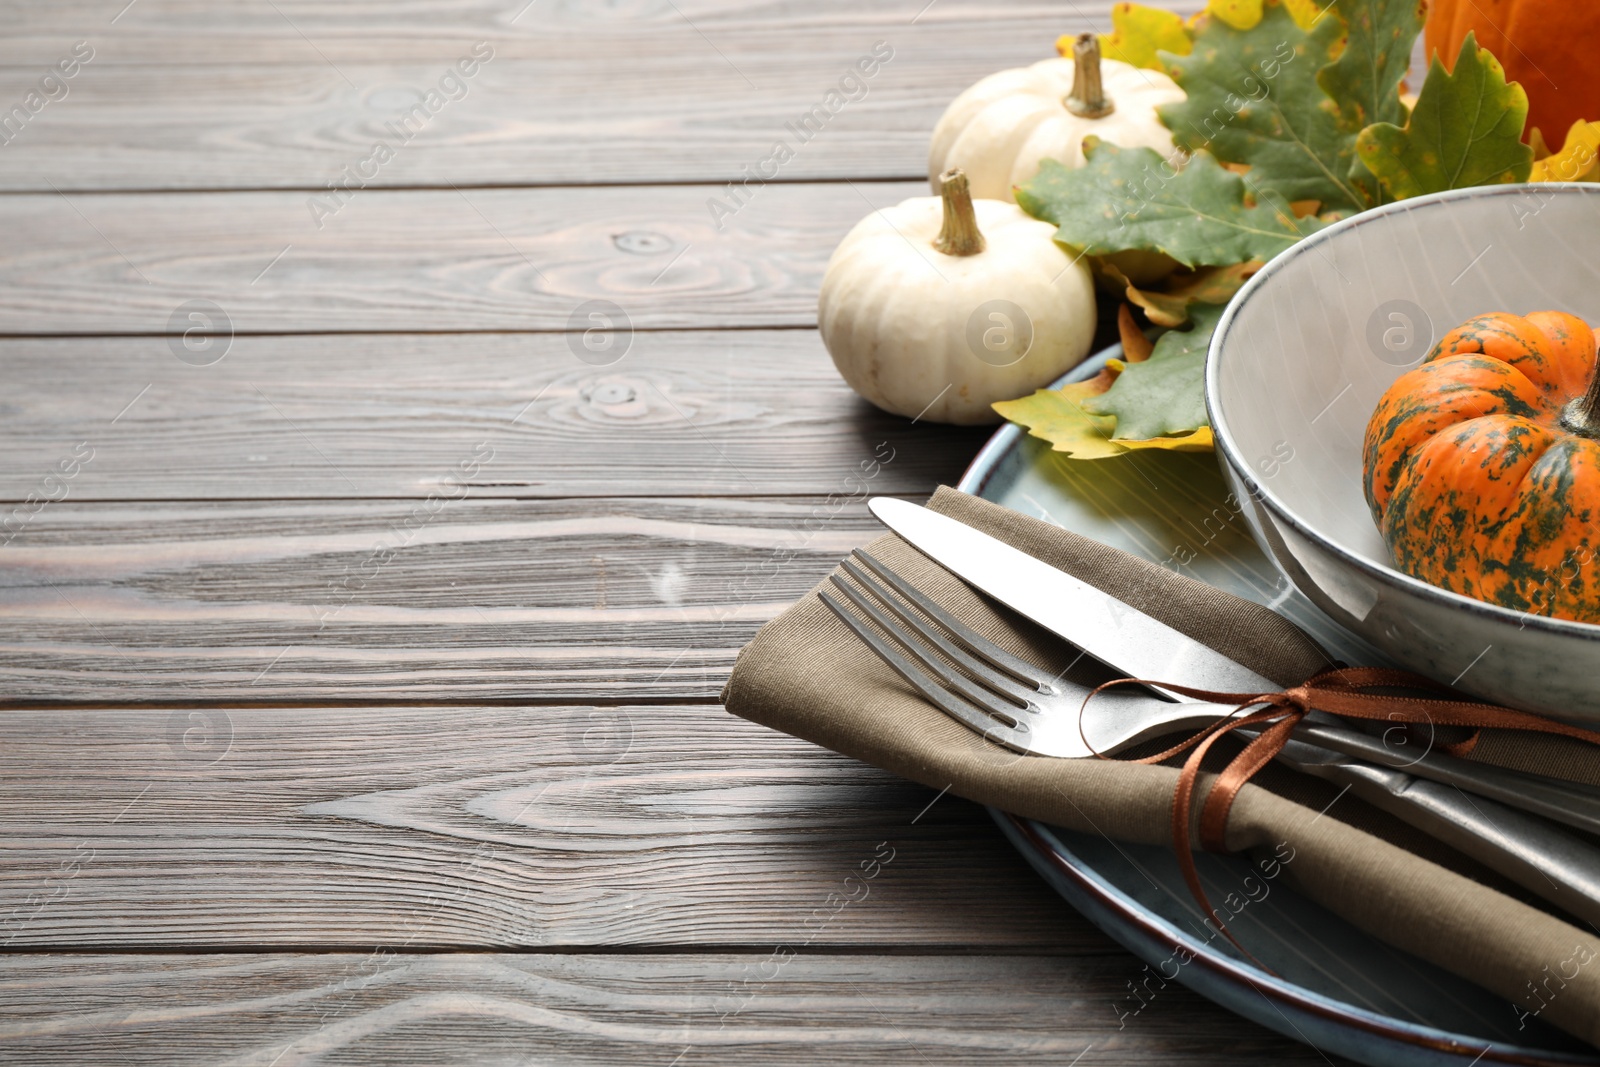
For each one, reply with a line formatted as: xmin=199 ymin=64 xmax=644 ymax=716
xmin=1207 ymin=183 xmax=1600 ymax=720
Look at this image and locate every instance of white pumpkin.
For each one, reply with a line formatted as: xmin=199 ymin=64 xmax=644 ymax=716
xmin=929 ymin=34 xmax=1184 ymax=203
xmin=818 ymin=169 xmax=1096 ymax=426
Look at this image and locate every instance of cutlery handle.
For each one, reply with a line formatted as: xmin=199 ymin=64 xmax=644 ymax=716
xmin=1280 ymin=743 xmax=1600 ymax=929
xmin=1290 ymin=720 xmax=1600 ymax=837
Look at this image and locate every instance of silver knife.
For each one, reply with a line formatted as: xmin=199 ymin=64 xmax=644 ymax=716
xmin=869 ymin=496 xmax=1600 ymax=834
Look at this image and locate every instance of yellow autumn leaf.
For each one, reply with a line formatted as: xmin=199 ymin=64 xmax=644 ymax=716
xmin=1282 ymin=0 xmax=1319 ymax=29
xmin=1101 ymin=261 xmax=1261 ymax=328
xmin=1089 ymin=2 xmax=1191 ymax=72
xmin=1204 ymin=0 xmax=1262 ymax=29
xmin=1118 ymin=303 xmax=1154 ymax=361
xmin=1531 ymin=119 xmax=1600 ymax=182
xmin=993 ymin=363 xmax=1215 ymax=460
xmin=1529 ymin=126 xmax=1554 ymax=161
xmin=1196 ymin=0 xmax=1318 ymax=31
xmin=995 ymin=376 xmax=1128 ymax=460
xmin=1120 ymin=426 xmax=1215 ymax=452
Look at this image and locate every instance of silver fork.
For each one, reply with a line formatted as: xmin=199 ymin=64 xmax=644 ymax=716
xmin=821 ymin=554 xmax=1226 ymax=758
xmin=820 ymin=548 xmax=1600 ymax=929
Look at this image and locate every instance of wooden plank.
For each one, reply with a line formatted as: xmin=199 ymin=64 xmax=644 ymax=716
xmin=0 ymin=952 xmax=1341 ymax=1066
xmin=0 ymin=331 xmax=986 ymax=501
xmin=0 ymin=2 xmax=1202 ymax=191
xmin=0 ymin=495 xmax=982 ymax=703
xmin=0 ymin=0 xmax=1177 ymax=50
xmin=0 ymin=183 xmax=917 ymax=333
xmin=0 ymin=703 xmax=1109 ymax=950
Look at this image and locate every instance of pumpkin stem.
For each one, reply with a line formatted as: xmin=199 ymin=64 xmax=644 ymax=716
xmin=1065 ymin=33 xmax=1115 ymax=119
xmin=933 ymin=168 xmax=986 ymax=257
xmin=1561 ymin=356 xmax=1600 ymax=437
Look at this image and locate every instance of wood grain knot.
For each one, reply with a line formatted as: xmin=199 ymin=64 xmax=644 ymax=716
xmin=612 ymin=231 xmax=675 ymax=255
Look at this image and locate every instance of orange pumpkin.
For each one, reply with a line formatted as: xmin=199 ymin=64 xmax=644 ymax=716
xmin=1426 ymin=0 xmax=1595 ymax=143
xmin=1363 ymin=311 xmax=1600 ymax=623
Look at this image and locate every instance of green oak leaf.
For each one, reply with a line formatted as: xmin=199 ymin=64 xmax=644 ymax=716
xmin=1355 ymin=32 xmax=1533 ymax=200
xmin=1015 ymin=142 xmax=1323 ymax=269
xmin=1319 ymin=0 xmax=1423 ymax=133
xmin=1082 ymin=303 xmax=1227 ymax=439
xmin=1318 ymin=0 xmax=1426 ymax=204
xmin=1157 ymin=0 xmax=1362 ymax=213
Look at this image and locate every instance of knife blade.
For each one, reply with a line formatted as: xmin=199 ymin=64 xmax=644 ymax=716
xmin=868 ymin=497 xmax=1279 ymax=694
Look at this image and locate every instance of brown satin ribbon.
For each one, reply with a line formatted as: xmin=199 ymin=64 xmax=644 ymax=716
xmin=1087 ymin=666 xmax=1600 ymax=961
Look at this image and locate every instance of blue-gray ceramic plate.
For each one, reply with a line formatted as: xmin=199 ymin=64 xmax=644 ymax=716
xmin=963 ymin=347 xmax=1599 ymax=1067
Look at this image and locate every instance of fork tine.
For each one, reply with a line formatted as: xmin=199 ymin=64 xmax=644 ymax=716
xmin=819 ymin=590 xmax=1032 ymax=753
xmin=839 ymin=557 xmax=1038 ymax=707
xmin=851 ymin=550 xmax=1058 ymax=691
xmin=827 ymin=575 xmax=1026 ymax=725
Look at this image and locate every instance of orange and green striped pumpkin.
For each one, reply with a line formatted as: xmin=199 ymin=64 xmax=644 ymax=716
xmin=1363 ymin=311 xmax=1600 ymax=624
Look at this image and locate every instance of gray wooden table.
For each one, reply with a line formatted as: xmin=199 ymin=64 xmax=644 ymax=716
xmin=0 ymin=2 xmax=1348 ymax=1062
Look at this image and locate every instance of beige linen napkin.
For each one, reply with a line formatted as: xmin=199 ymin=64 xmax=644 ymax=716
xmin=721 ymin=486 xmax=1600 ymax=1048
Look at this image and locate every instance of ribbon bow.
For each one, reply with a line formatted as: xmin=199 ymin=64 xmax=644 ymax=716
xmin=1089 ymin=666 xmax=1600 ymax=960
